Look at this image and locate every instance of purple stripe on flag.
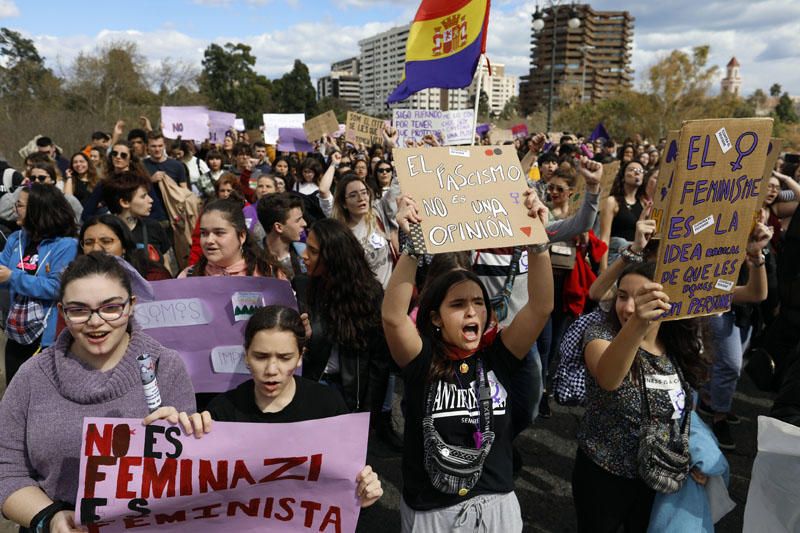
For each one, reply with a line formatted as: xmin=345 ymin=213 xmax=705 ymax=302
xmin=387 ymin=31 xmax=484 ymax=104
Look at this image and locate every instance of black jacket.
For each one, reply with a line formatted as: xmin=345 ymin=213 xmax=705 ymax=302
xmin=302 ymin=309 xmax=390 ymax=415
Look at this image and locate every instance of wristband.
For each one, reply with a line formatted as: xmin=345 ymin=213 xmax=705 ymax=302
xmin=529 ymin=242 xmax=550 ymax=255
xmin=747 ymin=252 xmax=765 ymax=267
xmin=30 ymin=501 xmax=73 ymax=533
xmin=621 ymin=245 xmax=644 ymax=264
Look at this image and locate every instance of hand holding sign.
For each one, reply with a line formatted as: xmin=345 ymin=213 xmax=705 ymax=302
xmin=746 ymin=222 xmax=773 ymax=259
xmin=633 ymin=202 xmax=656 ymax=254
xmin=396 ymin=195 xmax=422 ymax=235
xmin=523 ymin=187 xmax=548 ymax=222
xmin=143 ymin=406 xmax=213 ymax=437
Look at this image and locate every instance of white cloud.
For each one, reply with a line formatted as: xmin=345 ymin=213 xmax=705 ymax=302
xmin=0 ymin=0 xmax=19 ymax=18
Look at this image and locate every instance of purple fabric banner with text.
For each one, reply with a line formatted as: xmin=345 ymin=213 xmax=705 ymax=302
xmin=75 ymin=413 xmax=369 ymax=532
xmin=277 ymin=127 xmax=315 ymax=152
xmin=132 ymin=276 xmax=297 ymax=393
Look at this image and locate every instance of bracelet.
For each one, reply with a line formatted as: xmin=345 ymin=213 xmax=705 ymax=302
xmin=529 ymin=242 xmax=550 ymax=255
xmin=30 ymin=501 xmax=73 ymax=533
xmin=621 ymin=245 xmax=644 ymax=264
xmin=747 ymin=253 xmax=765 ymax=267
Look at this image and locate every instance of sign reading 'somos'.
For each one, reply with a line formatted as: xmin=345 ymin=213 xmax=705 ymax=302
xmin=395 ymin=146 xmax=548 ymax=254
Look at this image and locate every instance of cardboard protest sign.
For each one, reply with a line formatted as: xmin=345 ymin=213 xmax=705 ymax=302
xmin=303 ymin=111 xmax=339 ymax=142
xmin=303 ymin=110 xmax=339 ymax=142
xmin=758 ymin=138 xmax=783 ymax=199
xmin=345 ymin=111 xmax=385 ymax=146
xmin=655 ymin=117 xmax=773 ymax=321
xmin=133 ymin=277 xmax=296 ymax=392
xmin=651 ymin=130 xmax=681 ymax=236
xmin=262 ymin=113 xmax=305 ymax=144
xmin=488 ymin=127 xmax=513 ymax=144
xmin=394 ymin=146 xmax=548 ymax=254
xmin=208 ymin=111 xmax=236 ymax=144
xmin=75 ymin=413 xmax=369 ymax=533
xmin=277 ymin=128 xmax=314 ymax=153
xmin=599 ymin=160 xmax=620 ymax=201
xmin=161 ymin=107 xmax=209 ymax=141
xmin=393 ymin=109 xmax=475 ymax=147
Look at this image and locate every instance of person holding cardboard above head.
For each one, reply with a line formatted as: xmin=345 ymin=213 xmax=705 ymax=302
xmin=382 ymin=190 xmax=552 ymax=532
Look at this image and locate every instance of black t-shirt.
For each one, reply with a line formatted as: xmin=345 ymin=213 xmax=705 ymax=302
xmin=18 ymin=240 xmax=40 ymax=276
xmin=131 ymin=218 xmax=171 ymax=256
xmin=401 ymin=333 xmax=522 ymax=510
xmin=206 ymin=376 xmax=348 ymax=423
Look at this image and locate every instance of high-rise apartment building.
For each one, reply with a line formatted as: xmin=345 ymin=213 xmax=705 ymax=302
xmin=317 ymin=57 xmax=361 ymax=110
xmin=519 ymin=4 xmax=634 ymax=116
xmin=469 ymin=62 xmax=518 ymax=115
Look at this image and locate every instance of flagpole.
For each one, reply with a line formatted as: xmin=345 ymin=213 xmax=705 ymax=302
xmin=470 ymin=54 xmax=484 ymax=146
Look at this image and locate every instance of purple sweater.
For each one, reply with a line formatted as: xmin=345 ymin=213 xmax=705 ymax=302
xmin=0 ymin=328 xmax=196 ymax=509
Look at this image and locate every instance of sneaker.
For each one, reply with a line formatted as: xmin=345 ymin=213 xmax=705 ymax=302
xmin=698 ymin=400 xmax=741 ymax=425
xmin=712 ymin=419 xmax=736 ymax=451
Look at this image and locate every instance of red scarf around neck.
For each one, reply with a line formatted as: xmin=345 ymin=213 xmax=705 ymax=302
xmin=443 ymin=325 xmax=499 ymax=361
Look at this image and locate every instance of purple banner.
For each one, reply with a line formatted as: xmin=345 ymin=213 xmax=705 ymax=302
xmin=475 ymin=123 xmax=490 ymax=136
xmin=133 ymin=277 xmax=296 ymax=393
xmin=76 ymin=413 xmax=369 ymax=532
xmin=277 ymin=128 xmax=314 ymax=152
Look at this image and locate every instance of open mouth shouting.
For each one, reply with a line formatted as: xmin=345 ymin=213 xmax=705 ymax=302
xmin=462 ymin=323 xmax=480 ymax=343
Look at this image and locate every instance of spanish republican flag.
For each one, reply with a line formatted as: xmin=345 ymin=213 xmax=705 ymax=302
xmin=386 ymin=0 xmax=491 ymax=104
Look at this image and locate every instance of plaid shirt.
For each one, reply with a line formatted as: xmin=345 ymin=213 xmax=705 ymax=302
xmin=553 ymin=308 xmax=607 ymax=406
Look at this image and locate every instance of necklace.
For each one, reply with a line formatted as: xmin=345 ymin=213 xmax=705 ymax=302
xmin=453 ymin=360 xmax=485 ymax=449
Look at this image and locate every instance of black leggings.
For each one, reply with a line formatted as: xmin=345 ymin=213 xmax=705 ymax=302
xmin=4 ymin=336 xmax=42 ymax=386
xmin=572 ymin=447 xmax=655 ymax=533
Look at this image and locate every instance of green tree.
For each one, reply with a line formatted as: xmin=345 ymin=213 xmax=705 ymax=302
xmin=199 ymin=42 xmax=273 ymax=128
xmin=315 ymin=96 xmax=351 ymax=122
xmin=0 ymin=28 xmax=61 ymax=107
xmin=770 ymin=83 xmax=782 ymax=98
xmin=646 ymin=45 xmax=718 ymax=134
xmin=65 ymin=41 xmax=154 ymax=118
xmin=774 ymin=92 xmax=799 ymax=123
xmin=499 ymin=96 xmax=520 ymax=121
xmin=469 ymin=90 xmax=489 ymax=121
xmin=272 ymin=59 xmax=318 ymax=116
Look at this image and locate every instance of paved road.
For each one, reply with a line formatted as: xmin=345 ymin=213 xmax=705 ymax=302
xmin=0 ymin=341 xmax=773 ymax=533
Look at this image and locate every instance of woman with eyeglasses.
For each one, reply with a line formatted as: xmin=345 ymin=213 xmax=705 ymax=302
xmin=0 ymin=183 xmax=78 ymax=385
xmin=598 ymin=160 xmax=648 ymax=269
xmin=0 ymin=253 xmax=196 ymax=532
xmin=370 ymin=159 xmax=394 ymax=199
xmin=80 ymin=141 xmax=150 ymax=223
xmin=25 ymin=161 xmax=84 ymax=223
xmin=79 ymin=215 xmax=172 ymax=281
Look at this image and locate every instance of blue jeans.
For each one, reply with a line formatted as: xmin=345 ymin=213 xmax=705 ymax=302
xmin=508 ymin=343 xmax=544 ymax=438
xmin=706 ymin=312 xmax=743 ymax=413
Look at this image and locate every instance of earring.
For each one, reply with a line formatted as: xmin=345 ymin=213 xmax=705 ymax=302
xmin=434 ymin=326 xmax=441 ymax=334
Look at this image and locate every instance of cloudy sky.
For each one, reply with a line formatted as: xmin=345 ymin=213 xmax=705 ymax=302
xmin=2 ymin=0 xmax=798 ymax=96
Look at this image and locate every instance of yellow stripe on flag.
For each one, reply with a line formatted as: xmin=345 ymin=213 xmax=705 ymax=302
xmin=404 ymin=0 xmax=488 ymax=62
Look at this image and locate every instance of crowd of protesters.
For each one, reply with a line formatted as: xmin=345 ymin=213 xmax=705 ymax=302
xmin=0 ymin=119 xmax=798 ymax=533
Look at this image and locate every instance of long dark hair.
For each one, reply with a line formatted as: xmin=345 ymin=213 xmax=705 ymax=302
xmin=70 ymin=151 xmax=100 ymax=189
xmin=106 ymin=141 xmax=148 ymax=180
xmin=609 ymin=160 xmax=647 ymax=205
xmin=609 ymin=262 xmax=711 ymax=388
xmin=306 ymin=218 xmax=382 ymax=350
xmin=22 ymin=184 xmax=77 ymax=242
xmin=244 ymin=305 xmax=306 ymax=353
xmin=192 ymin=199 xmax=283 ymax=278
xmin=79 ymin=215 xmax=167 ymax=280
xmin=417 ymin=269 xmax=492 ymax=383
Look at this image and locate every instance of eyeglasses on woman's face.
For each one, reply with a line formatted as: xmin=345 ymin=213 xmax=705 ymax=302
xmin=345 ymin=188 xmax=370 ymax=201
xmin=111 ymin=150 xmax=130 ymax=160
xmin=61 ymin=298 xmax=131 ymax=324
xmin=376 ymin=167 xmax=392 ymax=174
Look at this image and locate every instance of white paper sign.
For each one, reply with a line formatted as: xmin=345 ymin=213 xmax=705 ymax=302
xmin=393 ymin=109 xmax=475 ymax=147
xmin=231 ymin=291 xmax=265 ymax=322
xmin=210 ymin=345 xmax=249 ymax=374
xmin=234 ymin=118 xmax=246 ymax=132
xmin=160 ymin=106 xmax=209 ymax=141
xmin=208 ymin=110 xmax=236 ymax=143
xmin=262 ymin=113 xmax=305 ymax=144
xmin=134 ymin=298 xmax=210 ymax=329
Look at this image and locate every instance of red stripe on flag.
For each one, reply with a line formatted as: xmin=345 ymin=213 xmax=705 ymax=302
xmin=479 ymin=0 xmax=491 ymax=53
xmin=414 ymin=0 xmax=475 ymax=22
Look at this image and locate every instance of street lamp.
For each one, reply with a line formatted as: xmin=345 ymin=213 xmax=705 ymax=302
xmin=532 ymin=2 xmax=581 ymax=132
xmin=580 ymin=44 xmax=595 ymax=102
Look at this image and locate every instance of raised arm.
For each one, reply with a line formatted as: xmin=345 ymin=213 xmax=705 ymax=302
xmin=733 ymin=221 xmax=772 ymax=304
xmin=318 ymin=151 xmax=340 ymax=200
xmin=589 ymin=203 xmax=654 ymax=302
xmin=584 ymin=282 xmax=671 ymax=391
xmin=381 ymin=196 xmax=423 ymax=368
xmin=501 ymin=188 xmax=554 ymax=359
xmin=598 ymin=196 xmax=618 ymax=271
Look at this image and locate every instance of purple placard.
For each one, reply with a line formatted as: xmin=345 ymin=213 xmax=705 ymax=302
xmin=475 ymin=123 xmax=490 ymax=136
xmin=277 ymin=127 xmax=314 ymax=152
xmin=76 ymin=413 xmax=369 ymax=532
xmin=133 ymin=277 xmax=296 ymax=393
xmin=208 ymin=110 xmax=236 ymax=144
